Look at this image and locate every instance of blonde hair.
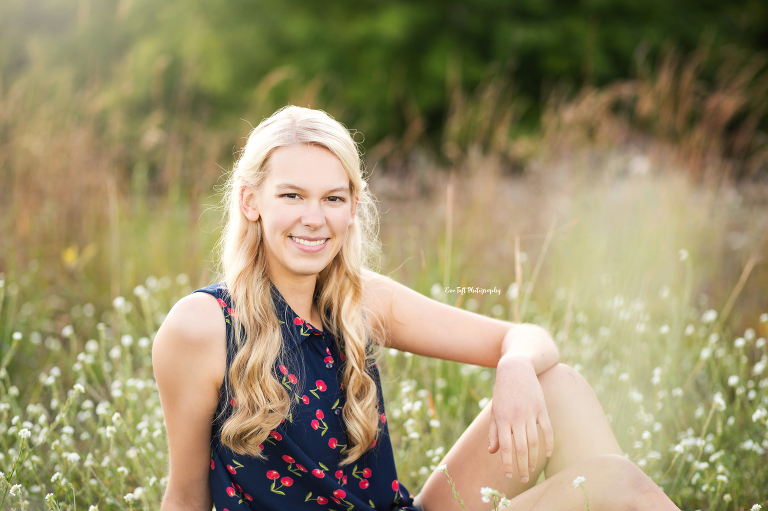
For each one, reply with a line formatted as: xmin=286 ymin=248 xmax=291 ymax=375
xmin=212 ymin=105 xmax=385 ymax=466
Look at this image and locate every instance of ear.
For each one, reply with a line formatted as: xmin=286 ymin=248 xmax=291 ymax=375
xmin=348 ymin=195 xmax=359 ymax=227
xmin=240 ymin=185 xmax=260 ymax=222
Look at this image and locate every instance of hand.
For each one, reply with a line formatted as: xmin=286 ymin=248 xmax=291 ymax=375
xmin=488 ymin=355 xmax=555 ymax=483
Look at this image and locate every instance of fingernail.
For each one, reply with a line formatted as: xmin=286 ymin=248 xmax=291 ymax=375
xmin=488 ymin=445 xmax=491 ymax=452
xmin=546 ymin=451 xmax=552 ymax=457
xmin=521 ymin=477 xmax=529 ymax=483
xmin=529 ymin=467 xmax=535 ymax=473
xmin=505 ymin=473 xmax=513 ymax=479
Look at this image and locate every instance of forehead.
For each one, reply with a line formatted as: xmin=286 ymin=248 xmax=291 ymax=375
xmin=265 ymin=144 xmax=350 ymax=192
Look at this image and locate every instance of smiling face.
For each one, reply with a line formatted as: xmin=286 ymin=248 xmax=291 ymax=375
xmin=240 ymin=143 xmax=358 ymax=284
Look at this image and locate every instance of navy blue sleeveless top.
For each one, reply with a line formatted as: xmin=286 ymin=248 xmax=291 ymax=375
xmin=194 ymin=281 xmax=417 ymax=511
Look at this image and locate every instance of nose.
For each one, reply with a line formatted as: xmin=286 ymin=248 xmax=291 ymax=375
xmin=301 ymin=201 xmax=326 ymax=230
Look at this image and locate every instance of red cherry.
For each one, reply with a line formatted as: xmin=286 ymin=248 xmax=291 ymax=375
xmin=317 ymin=496 xmax=328 ymax=504
xmin=279 ymin=365 xmax=288 ymax=374
xmin=217 ymin=298 xmax=227 ymax=308
xmin=294 ymin=317 xmax=304 ymax=325
xmin=316 ymin=410 xmax=324 ymax=420
xmin=324 ymin=356 xmax=333 ymax=364
xmin=281 ymin=476 xmax=294 ymax=487
xmin=331 ymin=497 xmax=341 ymax=505
xmin=359 ymin=479 xmax=369 ymax=489
xmin=258 ymin=443 xmax=264 ymax=450
xmin=226 ymin=486 xmax=236 ymax=497
xmin=302 ymin=395 xmax=309 ymax=404
xmin=340 ymin=352 xmax=346 ymax=361
xmin=267 ymin=470 xmax=280 ymax=480
xmin=311 ymin=419 xmax=320 ymax=430
xmin=312 ymin=469 xmax=325 ymax=478
xmin=282 ymin=455 xmax=295 ymax=463
xmin=210 ymin=459 xmax=215 ymax=470
xmin=381 ymin=413 xmax=386 ymax=423
xmin=244 ymin=494 xmax=252 ymax=501
xmin=316 ymin=380 xmax=327 ymax=391
xmin=234 ymin=483 xmax=242 ymax=492
xmin=392 ymin=480 xmax=400 ymax=491
xmin=326 ymin=347 xmax=332 ymax=355
xmin=288 ymin=374 xmax=297 ymax=384
xmin=333 ymin=489 xmax=346 ymax=499
xmin=297 ymin=464 xmax=307 ymax=472
xmin=227 ymin=465 xmax=236 ymax=474
xmin=369 ymin=439 xmax=377 ymax=448
xmin=227 ymin=307 xmax=235 ymax=315
xmin=342 ymin=475 xmax=347 ymax=485
xmin=335 ymin=470 xmax=343 ymax=479
xmin=269 ymin=431 xmax=282 ymax=441
xmin=329 ymin=438 xmax=338 ymax=449
xmin=363 ymin=468 xmax=372 ymax=478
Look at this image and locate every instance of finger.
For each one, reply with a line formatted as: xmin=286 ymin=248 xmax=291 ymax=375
xmin=526 ymin=420 xmax=539 ymax=476
xmin=488 ymin=416 xmax=499 ymax=454
xmin=538 ymin=411 xmax=555 ymax=458
xmin=497 ymin=420 xmax=515 ymax=478
xmin=512 ymin=421 xmax=529 ymax=482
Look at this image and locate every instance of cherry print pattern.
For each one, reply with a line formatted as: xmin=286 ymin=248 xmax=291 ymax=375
xmin=194 ymin=282 xmax=418 ymax=511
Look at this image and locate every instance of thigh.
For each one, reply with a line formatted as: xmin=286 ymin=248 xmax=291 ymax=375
xmin=413 ymin=398 xmax=548 ymax=511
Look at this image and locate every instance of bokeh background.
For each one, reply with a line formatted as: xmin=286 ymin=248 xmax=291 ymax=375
xmin=1 ymin=1 xmax=768 ymax=509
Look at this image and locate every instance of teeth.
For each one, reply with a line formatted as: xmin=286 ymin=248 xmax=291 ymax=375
xmin=291 ymin=237 xmax=328 ymax=247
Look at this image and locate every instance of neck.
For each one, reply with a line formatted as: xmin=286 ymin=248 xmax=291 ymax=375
xmin=268 ymin=269 xmax=321 ymax=327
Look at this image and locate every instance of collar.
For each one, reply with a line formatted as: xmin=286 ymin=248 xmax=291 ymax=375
xmin=269 ymin=280 xmax=328 ymax=352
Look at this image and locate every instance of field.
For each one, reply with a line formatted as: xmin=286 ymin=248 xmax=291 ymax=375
xmin=1 ymin=49 xmax=768 ymax=510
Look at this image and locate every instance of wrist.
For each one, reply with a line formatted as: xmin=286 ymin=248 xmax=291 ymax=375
xmin=497 ymin=352 xmax=534 ymax=371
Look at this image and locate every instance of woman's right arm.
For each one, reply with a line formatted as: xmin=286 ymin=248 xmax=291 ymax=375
xmin=152 ymin=293 xmax=228 ymax=511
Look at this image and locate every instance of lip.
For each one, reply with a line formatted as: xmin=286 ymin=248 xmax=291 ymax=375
xmin=289 ymin=236 xmax=329 ymax=253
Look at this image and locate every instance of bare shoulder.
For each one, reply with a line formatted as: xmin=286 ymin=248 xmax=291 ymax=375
xmin=152 ymin=291 xmax=228 ymax=394
xmin=360 ymin=268 xmax=396 ymax=338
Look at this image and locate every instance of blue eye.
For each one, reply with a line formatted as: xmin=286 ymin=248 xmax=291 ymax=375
xmin=327 ymin=196 xmax=345 ymax=203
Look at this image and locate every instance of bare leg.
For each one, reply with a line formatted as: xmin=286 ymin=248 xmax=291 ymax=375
xmin=413 ymin=363 xmax=680 ymax=511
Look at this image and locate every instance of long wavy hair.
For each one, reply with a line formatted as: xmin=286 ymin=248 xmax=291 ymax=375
xmin=211 ymin=105 xmax=386 ymax=467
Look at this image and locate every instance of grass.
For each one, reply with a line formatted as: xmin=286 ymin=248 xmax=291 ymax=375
xmin=1 ymin=43 xmax=767 ymax=510
xmin=1 ymin=156 xmax=767 ymax=509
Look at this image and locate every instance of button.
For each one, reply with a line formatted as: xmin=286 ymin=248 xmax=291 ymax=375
xmin=334 ymin=408 xmax=342 ymax=416
xmin=325 ymin=362 xmax=334 ymax=369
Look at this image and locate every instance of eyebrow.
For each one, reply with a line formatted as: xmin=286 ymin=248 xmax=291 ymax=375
xmin=275 ymin=183 xmax=350 ymax=194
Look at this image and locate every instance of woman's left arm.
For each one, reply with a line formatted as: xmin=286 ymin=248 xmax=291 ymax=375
xmin=362 ymin=271 xmax=559 ymax=481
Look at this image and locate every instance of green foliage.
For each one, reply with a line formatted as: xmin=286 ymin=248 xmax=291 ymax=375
xmin=2 ymin=0 xmax=767 ymax=145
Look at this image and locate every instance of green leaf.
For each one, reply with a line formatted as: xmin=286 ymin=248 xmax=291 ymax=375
xmin=305 ymin=492 xmax=312 ymax=501
xmin=319 ymin=462 xmax=329 ymax=470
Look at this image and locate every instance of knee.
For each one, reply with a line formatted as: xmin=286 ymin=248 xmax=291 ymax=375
xmin=538 ymin=363 xmax=590 ymax=393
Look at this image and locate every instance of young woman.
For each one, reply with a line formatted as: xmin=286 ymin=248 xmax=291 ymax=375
xmin=152 ymin=106 xmax=681 ymax=511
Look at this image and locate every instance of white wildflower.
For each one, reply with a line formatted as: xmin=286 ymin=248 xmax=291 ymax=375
xmin=480 ymin=487 xmax=494 ymax=503
xmin=123 ymin=493 xmax=134 ymax=503
xmin=678 ymin=249 xmax=688 ymax=261
xmin=713 ymin=392 xmax=726 ymax=411
xmin=18 ymin=428 xmax=31 ymax=439
xmin=728 ymin=375 xmax=739 ymax=387
xmin=572 ymin=476 xmax=586 ymax=488
xmin=73 ymin=383 xmax=85 ymax=394
xmin=9 ymin=484 xmax=22 ymax=496
xmin=701 ymin=310 xmax=717 ymax=324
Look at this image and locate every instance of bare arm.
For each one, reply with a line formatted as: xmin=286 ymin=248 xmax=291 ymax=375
xmin=361 ymin=269 xmax=558 ymax=371
xmin=152 ymin=292 xmax=227 ymax=511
